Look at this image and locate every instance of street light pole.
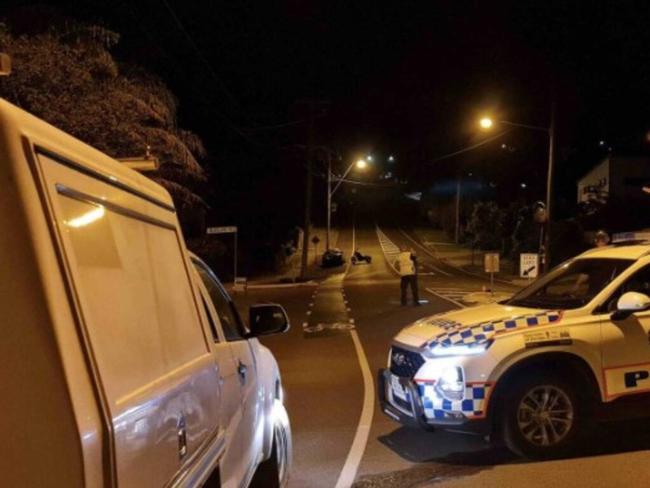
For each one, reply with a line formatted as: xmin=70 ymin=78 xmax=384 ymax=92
xmin=480 ymin=105 xmax=557 ymax=272
xmin=326 ymin=158 xmax=367 ymax=250
xmin=454 ymin=171 xmax=461 ymax=244
xmin=544 ymin=102 xmax=556 ymax=272
xmin=326 ymin=152 xmax=332 ymax=251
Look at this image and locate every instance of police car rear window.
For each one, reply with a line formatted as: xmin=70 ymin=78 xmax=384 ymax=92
xmin=507 ymin=258 xmax=633 ymax=310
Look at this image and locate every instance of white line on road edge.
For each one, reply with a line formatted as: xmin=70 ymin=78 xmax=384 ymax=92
xmin=425 ymin=287 xmax=466 ymax=308
xmin=246 ymin=281 xmax=318 ymax=289
xmin=335 ymin=222 xmax=375 ymax=488
xmin=335 ymin=329 xmax=374 ymax=488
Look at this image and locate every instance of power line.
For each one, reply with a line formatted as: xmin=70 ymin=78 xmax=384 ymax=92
xmin=160 ymin=0 xmax=242 ymax=111
xmin=425 ymin=130 xmax=513 ymax=164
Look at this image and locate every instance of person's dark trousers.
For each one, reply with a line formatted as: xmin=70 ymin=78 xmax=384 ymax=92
xmin=401 ymin=274 xmax=420 ymax=306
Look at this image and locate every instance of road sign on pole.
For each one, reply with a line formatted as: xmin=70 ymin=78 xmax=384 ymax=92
xmin=484 ymin=253 xmax=500 ymax=273
xmin=206 ymin=226 xmax=237 ymax=234
xmin=484 ymin=253 xmax=500 ymax=294
xmin=520 ymin=253 xmax=539 ymax=279
xmin=206 ymin=225 xmax=238 ymax=280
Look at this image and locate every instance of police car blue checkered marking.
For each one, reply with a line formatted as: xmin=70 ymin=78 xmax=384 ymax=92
xmin=427 ymin=310 xmax=562 ymax=351
xmin=418 ymin=382 xmax=493 ymax=420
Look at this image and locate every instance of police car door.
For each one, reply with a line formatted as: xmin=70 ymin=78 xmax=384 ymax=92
xmin=600 ymin=263 xmax=650 ymax=400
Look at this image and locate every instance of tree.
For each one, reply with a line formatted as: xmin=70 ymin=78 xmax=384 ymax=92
xmin=465 ymin=201 xmax=505 ymax=251
xmin=0 ymin=20 xmax=207 ymax=216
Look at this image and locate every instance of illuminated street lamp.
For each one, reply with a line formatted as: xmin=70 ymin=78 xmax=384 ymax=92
xmin=366 ymin=155 xmax=373 ymax=162
xmin=388 ymin=155 xmax=395 ymax=162
xmin=326 ymin=158 xmax=368 ymax=249
xmin=479 ymin=117 xmax=493 ymax=129
xmin=478 ymin=107 xmax=556 ymax=272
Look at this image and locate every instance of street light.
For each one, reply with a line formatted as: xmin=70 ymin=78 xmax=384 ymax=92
xmin=325 ymin=158 xmax=368 ymax=250
xmin=479 ymin=117 xmax=494 ymax=129
xmin=478 ymin=106 xmax=556 ymax=272
xmin=388 ymin=155 xmax=395 ymax=162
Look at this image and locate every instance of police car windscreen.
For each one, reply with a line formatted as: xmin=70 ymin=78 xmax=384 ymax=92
xmin=506 ymin=258 xmax=633 ymax=309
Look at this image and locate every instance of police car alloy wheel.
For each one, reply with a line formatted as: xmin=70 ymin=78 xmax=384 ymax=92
xmin=504 ymin=375 xmax=580 ymax=459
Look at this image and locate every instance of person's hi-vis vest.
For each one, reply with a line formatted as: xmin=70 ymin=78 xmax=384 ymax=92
xmin=396 ymin=252 xmax=415 ymax=276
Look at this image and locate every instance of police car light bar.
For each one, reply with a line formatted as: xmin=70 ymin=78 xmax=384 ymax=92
xmin=612 ymin=231 xmax=650 ymax=244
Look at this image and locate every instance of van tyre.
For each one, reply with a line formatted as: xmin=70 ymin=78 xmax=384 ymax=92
xmin=250 ymin=416 xmax=290 ymax=488
xmin=503 ymin=374 xmax=582 ymax=459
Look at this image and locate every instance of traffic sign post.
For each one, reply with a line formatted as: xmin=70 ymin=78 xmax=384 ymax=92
xmin=484 ymin=252 xmax=500 ymax=294
xmin=311 ymin=235 xmax=321 ymax=265
xmin=206 ymin=226 xmax=238 ymax=282
xmin=520 ymin=253 xmax=539 ymax=279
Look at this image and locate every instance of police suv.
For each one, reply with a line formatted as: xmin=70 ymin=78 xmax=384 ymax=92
xmin=380 ymin=235 xmax=650 ymax=458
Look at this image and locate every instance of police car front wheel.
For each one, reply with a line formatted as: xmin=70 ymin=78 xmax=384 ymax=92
xmin=503 ymin=375 xmax=581 ymax=459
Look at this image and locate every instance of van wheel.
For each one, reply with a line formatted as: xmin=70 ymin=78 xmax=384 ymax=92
xmin=503 ymin=374 xmax=581 ymax=459
xmin=250 ymin=407 xmax=291 ymax=488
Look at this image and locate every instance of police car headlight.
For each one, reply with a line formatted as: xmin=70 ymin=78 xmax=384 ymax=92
xmin=429 ymin=342 xmax=491 ymax=357
xmin=436 ymin=366 xmax=465 ymax=401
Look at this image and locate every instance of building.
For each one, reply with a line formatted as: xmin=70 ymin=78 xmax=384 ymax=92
xmin=578 ymin=156 xmax=650 ymax=205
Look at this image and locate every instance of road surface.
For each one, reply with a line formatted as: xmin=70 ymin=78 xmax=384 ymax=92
xmin=234 ymin=223 xmax=650 ymax=488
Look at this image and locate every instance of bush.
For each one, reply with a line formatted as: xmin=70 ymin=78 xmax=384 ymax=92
xmin=466 ymin=201 xmax=505 ymax=251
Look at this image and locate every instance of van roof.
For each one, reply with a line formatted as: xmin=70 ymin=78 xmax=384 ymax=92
xmin=0 ymin=98 xmax=174 ymax=210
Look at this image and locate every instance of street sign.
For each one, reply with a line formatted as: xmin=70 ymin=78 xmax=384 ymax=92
xmin=520 ymin=253 xmax=539 ymax=278
xmin=233 ymin=277 xmax=247 ymax=292
xmin=484 ymin=253 xmax=499 ymax=294
xmin=484 ymin=253 xmax=500 ymax=273
xmin=207 ymin=225 xmax=237 ymax=235
xmin=206 ymin=225 xmax=239 ymax=281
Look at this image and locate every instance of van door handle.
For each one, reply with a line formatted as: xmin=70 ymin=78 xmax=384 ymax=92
xmin=237 ymin=361 xmax=247 ymax=382
xmin=177 ymin=415 xmax=187 ymax=460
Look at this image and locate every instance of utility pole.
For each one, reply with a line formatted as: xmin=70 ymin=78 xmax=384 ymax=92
xmin=326 ymin=151 xmax=332 ymax=251
xmin=300 ymin=106 xmax=315 ymax=280
xmin=543 ymin=101 xmax=556 ymax=272
xmin=298 ymin=100 xmax=329 ymax=279
xmin=454 ymin=171 xmax=461 ymax=244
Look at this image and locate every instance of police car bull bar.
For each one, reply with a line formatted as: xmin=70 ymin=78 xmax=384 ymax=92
xmin=378 ymin=369 xmax=434 ymax=430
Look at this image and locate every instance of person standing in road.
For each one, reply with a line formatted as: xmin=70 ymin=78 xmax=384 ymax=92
xmin=594 ymin=230 xmax=610 ymax=247
xmin=394 ymin=246 xmax=420 ymax=306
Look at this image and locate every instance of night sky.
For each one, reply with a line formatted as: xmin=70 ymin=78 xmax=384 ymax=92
xmin=4 ymin=1 xmax=650 ymax=225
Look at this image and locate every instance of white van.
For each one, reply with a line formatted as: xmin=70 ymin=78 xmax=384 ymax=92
xmin=0 ymin=98 xmax=291 ymax=487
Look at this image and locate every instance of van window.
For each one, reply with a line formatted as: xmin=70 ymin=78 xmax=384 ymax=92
xmin=193 ymin=261 xmax=245 ymax=341
xmin=56 ymin=195 xmax=208 ymax=402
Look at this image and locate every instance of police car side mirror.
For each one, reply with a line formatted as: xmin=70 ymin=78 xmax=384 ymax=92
xmin=612 ymin=292 xmax=650 ymax=321
xmin=247 ymin=304 xmax=290 ymax=337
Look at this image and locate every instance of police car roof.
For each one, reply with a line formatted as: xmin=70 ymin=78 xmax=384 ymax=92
xmin=579 ymin=244 xmax=650 ymax=260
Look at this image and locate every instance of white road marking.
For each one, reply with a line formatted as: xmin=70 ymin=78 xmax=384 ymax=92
xmin=397 ymin=229 xmax=452 ymax=276
xmin=335 ymin=329 xmax=374 ymax=488
xmin=335 ymin=221 xmax=374 ymax=488
xmin=425 ymin=287 xmax=466 ymax=308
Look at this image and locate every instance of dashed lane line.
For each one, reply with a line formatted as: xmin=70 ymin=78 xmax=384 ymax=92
xmin=425 ymin=287 xmax=466 ymax=308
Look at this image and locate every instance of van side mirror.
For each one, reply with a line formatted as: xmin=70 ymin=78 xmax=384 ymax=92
xmin=248 ymin=304 xmax=290 ymax=337
xmin=611 ymin=291 xmax=650 ymax=321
